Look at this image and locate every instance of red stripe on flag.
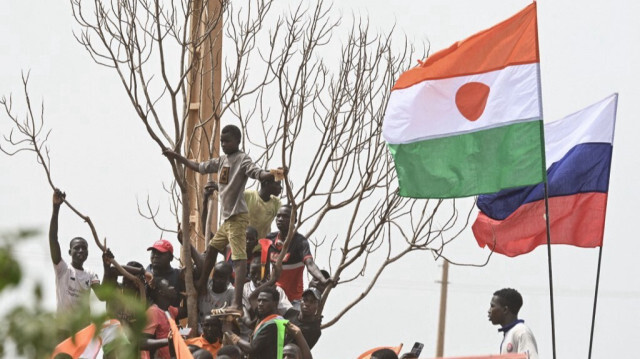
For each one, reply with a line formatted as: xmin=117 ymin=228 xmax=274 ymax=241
xmin=473 ymin=192 xmax=607 ymax=257
xmin=393 ymin=3 xmax=538 ymax=90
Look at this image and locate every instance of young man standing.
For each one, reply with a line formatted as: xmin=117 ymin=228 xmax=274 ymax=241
xmin=163 ymin=124 xmax=281 ymax=311
xmin=488 ymin=288 xmax=539 ymax=359
xmin=49 ymin=189 xmax=102 ymax=315
xmin=267 ymin=205 xmax=332 ymax=309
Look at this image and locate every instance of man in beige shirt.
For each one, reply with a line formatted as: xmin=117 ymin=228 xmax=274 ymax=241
xmin=244 ymin=179 xmax=282 ymax=240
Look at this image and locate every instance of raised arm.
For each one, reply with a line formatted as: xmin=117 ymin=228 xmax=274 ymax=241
xmin=101 ymin=249 xmax=117 ymax=287
xmin=303 ymin=258 xmax=331 ymax=287
xmin=177 ymin=225 xmax=203 ymax=278
xmin=162 ymin=148 xmax=201 ymax=172
xmin=49 ymin=189 xmax=65 ymax=265
xmin=93 ymin=249 xmax=115 ymax=302
xmin=287 ymin=323 xmax=313 ymax=359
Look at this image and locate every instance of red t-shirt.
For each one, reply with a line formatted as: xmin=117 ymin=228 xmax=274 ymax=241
xmin=141 ymin=305 xmax=178 ymax=359
xmin=266 ymin=232 xmax=313 ymax=301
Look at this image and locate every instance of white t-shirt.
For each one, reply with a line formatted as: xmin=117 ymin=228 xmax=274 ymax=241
xmin=501 ymin=321 xmax=539 ymax=359
xmin=242 ymin=280 xmax=292 ymax=315
xmin=54 ymin=259 xmax=100 ymax=314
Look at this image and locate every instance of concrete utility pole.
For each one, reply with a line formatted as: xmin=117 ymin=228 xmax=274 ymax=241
xmin=436 ymin=260 xmax=450 ymax=358
xmin=185 ymin=0 xmax=223 ymax=252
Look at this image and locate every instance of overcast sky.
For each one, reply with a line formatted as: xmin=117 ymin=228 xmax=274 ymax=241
xmin=1 ymin=1 xmax=638 ymax=358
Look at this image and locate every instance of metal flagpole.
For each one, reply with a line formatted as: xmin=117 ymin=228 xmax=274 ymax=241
xmin=436 ymin=260 xmax=449 ymax=357
xmin=587 ymin=93 xmax=618 ymax=359
xmin=587 ymin=247 xmax=603 ymax=359
xmin=533 ymin=3 xmax=557 ymax=355
xmin=542 ymin=183 xmax=557 ymax=359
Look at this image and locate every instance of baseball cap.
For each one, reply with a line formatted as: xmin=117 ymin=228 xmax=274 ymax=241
xmin=302 ymin=287 xmax=322 ymax=300
xmin=147 ymin=239 xmax=173 ymax=254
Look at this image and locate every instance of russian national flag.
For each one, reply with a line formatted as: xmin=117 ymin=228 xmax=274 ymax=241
xmin=472 ymin=94 xmax=618 ymax=257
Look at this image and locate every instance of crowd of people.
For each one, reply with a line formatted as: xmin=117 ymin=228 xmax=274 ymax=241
xmin=50 ymin=125 xmax=332 ymax=359
xmin=49 ymin=125 xmax=538 ymax=359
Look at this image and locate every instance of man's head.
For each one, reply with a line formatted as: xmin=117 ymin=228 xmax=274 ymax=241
xmin=257 ymin=286 xmax=279 ymax=318
xmin=201 ymin=315 xmax=222 ymax=344
xmin=216 ymin=345 xmax=242 ymax=359
xmin=283 ymin=343 xmax=302 ymax=359
xmin=69 ymin=237 xmax=89 ymax=267
xmin=488 ymin=288 xmax=523 ymax=326
xmin=211 ymin=261 xmax=232 ymax=293
xmin=371 ymin=348 xmax=399 ymax=359
xmin=249 ymin=257 xmax=264 ymax=286
xmin=275 ymin=205 xmax=295 ymax=235
xmin=147 ymin=239 xmax=173 ymax=271
xmin=260 ymin=178 xmax=282 ymax=197
xmin=149 ymin=277 xmax=177 ymax=310
xmin=246 ymin=226 xmax=258 ymax=254
xmin=300 ymin=288 xmax=321 ymax=318
xmin=122 ymin=261 xmax=145 ymax=292
xmin=309 ymin=269 xmax=330 ymax=293
xmin=220 ymin=125 xmax=241 ymax=155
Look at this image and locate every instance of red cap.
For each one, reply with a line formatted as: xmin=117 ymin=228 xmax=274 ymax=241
xmin=147 ymin=239 xmax=173 ymax=254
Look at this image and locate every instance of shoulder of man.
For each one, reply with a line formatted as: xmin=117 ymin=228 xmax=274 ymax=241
xmin=54 ymin=257 xmax=69 ymax=273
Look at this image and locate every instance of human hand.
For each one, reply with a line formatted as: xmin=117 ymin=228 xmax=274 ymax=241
xmin=204 ymin=181 xmax=218 ymax=195
xmin=323 ymin=276 xmax=337 ymax=288
xmin=102 ymin=248 xmax=114 ymax=267
xmin=52 ymin=188 xmax=66 ymax=207
xmin=176 ymin=224 xmax=183 ymax=244
xmin=144 ymin=271 xmax=153 ymax=285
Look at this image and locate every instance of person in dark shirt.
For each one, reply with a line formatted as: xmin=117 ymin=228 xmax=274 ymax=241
xmin=146 ymin=239 xmax=185 ymax=308
xmin=226 ymin=287 xmax=282 ymax=359
xmin=286 ymin=288 xmax=322 ymax=349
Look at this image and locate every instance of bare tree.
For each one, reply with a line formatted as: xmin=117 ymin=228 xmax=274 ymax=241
xmin=222 ymin=1 xmax=477 ymax=327
xmin=0 ymin=73 xmax=147 ymax=300
xmin=66 ymin=0 xmax=475 ymax=330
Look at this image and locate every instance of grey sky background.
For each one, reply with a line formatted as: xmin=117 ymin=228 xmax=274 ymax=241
xmin=1 ymin=0 xmax=638 ymax=358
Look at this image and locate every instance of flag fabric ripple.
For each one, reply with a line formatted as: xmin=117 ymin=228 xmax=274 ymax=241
xmin=383 ymin=3 xmax=545 ymax=198
xmin=472 ymin=94 xmax=618 ymax=257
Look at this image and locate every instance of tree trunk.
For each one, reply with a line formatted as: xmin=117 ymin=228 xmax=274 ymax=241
xmin=180 ymin=185 xmax=199 ymax=332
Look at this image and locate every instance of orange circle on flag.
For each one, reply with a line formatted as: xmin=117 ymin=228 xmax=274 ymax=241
xmin=455 ymin=82 xmax=490 ymax=122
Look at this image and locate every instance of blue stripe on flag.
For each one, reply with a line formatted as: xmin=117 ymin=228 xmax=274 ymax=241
xmin=478 ymin=142 xmax=612 ymax=220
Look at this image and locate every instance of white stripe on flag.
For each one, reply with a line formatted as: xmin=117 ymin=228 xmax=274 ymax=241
xmin=545 ymin=94 xmax=617 ymax=165
xmin=383 ymin=63 xmax=540 ymax=144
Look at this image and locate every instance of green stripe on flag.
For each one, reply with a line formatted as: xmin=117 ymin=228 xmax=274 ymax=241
xmin=388 ymin=120 xmax=545 ymax=198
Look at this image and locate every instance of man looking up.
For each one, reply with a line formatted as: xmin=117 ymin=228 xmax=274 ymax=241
xmin=163 ymin=124 xmax=282 ymax=311
xmin=267 ymin=205 xmax=332 ymax=309
xmin=488 ymin=288 xmax=538 ymax=359
xmin=49 ymin=189 xmax=103 ymax=315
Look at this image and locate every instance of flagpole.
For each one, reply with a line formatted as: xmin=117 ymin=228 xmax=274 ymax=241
xmin=587 ymin=246 xmax=603 ymax=359
xmin=587 ymin=92 xmax=618 ymax=359
xmin=542 ymin=184 xmax=557 ymax=359
xmin=533 ymin=2 xmax=557 ymax=354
